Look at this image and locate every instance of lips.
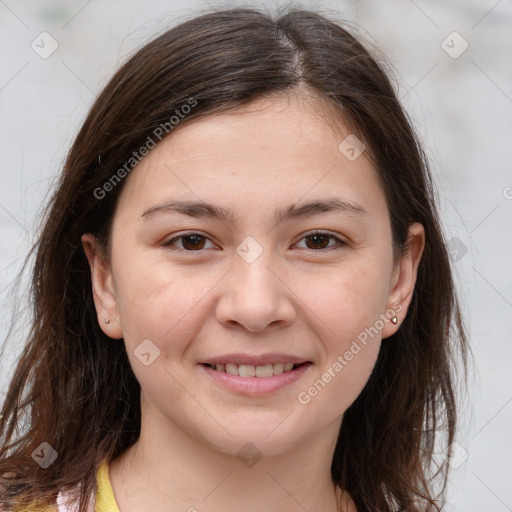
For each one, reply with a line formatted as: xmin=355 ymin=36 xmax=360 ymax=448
xmin=201 ymin=360 xmax=312 ymax=395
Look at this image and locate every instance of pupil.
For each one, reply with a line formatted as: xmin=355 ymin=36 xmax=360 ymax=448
xmin=180 ymin=235 xmax=329 ymax=251
xmin=307 ymin=234 xmax=328 ymax=249
xmin=183 ymin=235 xmax=205 ymax=250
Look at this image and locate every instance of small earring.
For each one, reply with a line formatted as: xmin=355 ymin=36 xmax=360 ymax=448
xmin=105 ymin=318 xmax=110 ymax=324
xmin=391 ymin=316 xmax=398 ymax=325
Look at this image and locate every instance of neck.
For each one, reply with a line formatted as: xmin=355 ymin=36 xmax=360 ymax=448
xmin=109 ymin=399 xmax=353 ymax=512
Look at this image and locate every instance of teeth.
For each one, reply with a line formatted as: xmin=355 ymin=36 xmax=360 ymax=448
xmin=255 ymin=364 xmax=273 ymax=378
xmin=239 ymin=364 xmax=256 ymax=377
xmin=273 ymin=363 xmax=284 ymax=375
xmin=226 ymin=363 xmax=238 ymax=376
xmin=209 ymin=362 xmax=301 ymax=378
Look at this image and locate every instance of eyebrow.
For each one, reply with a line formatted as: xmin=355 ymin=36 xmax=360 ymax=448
xmin=140 ymin=197 xmax=367 ymax=224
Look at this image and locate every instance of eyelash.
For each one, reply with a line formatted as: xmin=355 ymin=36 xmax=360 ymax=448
xmin=162 ymin=230 xmax=347 ymax=253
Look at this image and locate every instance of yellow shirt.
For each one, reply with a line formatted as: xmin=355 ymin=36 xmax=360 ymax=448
xmin=11 ymin=459 xmax=120 ymax=512
xmin=95 ymin=459 xmax=120 ymax=512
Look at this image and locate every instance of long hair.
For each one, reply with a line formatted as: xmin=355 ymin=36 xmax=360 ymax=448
xmin=0 ymin=6 xmax=469 ymax=511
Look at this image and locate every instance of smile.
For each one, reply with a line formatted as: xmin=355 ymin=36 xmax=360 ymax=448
xmin=200 ymin=362 xmax=312 ymax=396
xmin=203 ymin=362 xmax=300 ymax=378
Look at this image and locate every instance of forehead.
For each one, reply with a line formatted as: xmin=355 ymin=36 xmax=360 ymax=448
xmin=116 ymin=93 xmax=387 ymax=221
xmin=168 ymin=93 xmax=349 ymax=161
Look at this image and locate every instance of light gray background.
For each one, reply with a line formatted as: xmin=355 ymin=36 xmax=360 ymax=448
xmin=1 ymin=0 xmax=511 ymax=510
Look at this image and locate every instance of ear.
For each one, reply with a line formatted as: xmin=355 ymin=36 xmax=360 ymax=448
xmin=381 ymin=222 xmax=425 ymax=339
xmin=81 ymin=233 xmax=123 ymax=339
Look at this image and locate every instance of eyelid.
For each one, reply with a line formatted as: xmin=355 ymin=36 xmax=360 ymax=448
xmin=163 ymin=230 xmax=347 ymax=252
xmin=163 ymin=231 xmax=219 ymax=251
xmin=295 ymin=230 xmax=347 ymax=250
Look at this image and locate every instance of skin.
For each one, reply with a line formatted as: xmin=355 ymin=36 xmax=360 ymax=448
xmin=82 ymin=92 xmax=424 ymax=512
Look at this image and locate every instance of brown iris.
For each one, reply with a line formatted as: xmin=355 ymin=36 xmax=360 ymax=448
xmin=181 ymin=235 xmax=207 ymax=250
xmin=304 ymin=234 xmax=331 ymax=250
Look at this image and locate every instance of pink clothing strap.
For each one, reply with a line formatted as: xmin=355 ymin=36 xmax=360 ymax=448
xmin=57 ymin=485 xmax=95 ymax=512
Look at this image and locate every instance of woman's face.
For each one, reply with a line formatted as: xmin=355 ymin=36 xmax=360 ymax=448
xmin=84 ymin=93 xmax=424 ymax=457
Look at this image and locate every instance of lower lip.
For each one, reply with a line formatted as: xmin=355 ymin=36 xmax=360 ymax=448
xmin=200 ymin=363 xmax=312 ymax=396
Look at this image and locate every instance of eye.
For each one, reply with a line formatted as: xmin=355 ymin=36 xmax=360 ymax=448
xmin=294 ymin=231 xmax=346 ymax=251
xmin=163 ymin=230 xmax=346 ymax=253
xmin=163 ymin=232 xmax=217 ymax=251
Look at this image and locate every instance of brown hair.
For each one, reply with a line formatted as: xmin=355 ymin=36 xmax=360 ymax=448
xmin=0 ymin=6 xmax=469 ymax=511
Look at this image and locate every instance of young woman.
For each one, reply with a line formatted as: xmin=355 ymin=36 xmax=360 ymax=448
xmin=0 ymin=6 xmax=468 ymax=512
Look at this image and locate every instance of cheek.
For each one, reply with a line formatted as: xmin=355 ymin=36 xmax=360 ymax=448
xmin=299 ymin=339 xmax=381 ymax=424
xmin=293 ymin=261 xmax=386 ymax=415
xmin=298 ymin=290 xmax=383 ymax=422
xmin=112 ymin=253 xmax=218 ymax=352
xmin=111 ymin=261 xmax=216 ymax=405
xmin=300 ymin=258 xmax=390 ymax=344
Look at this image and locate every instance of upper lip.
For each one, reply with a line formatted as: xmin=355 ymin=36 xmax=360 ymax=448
xmin=201 ymin=353 xmax=311 ymax=366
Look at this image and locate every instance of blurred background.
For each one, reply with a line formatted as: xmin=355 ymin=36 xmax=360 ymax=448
xmin=0 ymin=0 xmax=511 ymax=509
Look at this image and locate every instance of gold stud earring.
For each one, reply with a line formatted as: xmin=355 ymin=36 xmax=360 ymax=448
xmin=391 ymin=316 xmax=398 ymax=325
xmin=105 ymin=318 xmax=110 ymax=324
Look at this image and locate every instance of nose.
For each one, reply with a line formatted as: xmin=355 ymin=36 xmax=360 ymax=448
xmin=215 ymin=249 xmax=296 ymax=333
